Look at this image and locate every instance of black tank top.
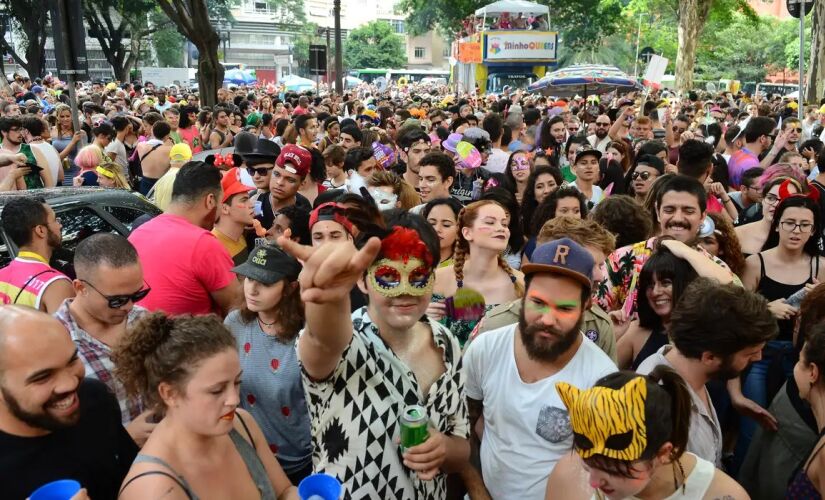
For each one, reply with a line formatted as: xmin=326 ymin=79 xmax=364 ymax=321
xmin=631 ymin=325 xmax=668 ymax=371
xmin=756 ymin=253 xmax=818 ymax=342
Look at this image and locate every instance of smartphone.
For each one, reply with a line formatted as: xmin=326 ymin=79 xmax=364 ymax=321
xmin=25 ymin=162 xmax=42 ymax=173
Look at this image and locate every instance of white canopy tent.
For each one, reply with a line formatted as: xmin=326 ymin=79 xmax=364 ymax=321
xmin=474 ymin=0 xmax=549 ymax=17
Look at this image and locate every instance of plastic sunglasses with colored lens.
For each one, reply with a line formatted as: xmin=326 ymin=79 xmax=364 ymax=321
xmin=80 ymin=279 xmax=151 ymax=308
xmin=247 ymin=166 xmax=274 ymax=177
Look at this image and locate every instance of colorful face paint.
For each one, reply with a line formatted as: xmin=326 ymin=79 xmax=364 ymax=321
xmin=368 ymin=188 xmax=398 ymax=211
xmin=526 ymin=290 xmax=581 ymax=320
xmin=556 ymin=377 xmax=649 ymax=461
xmin=512 ymin=155 xmax=531 ymax=171
xmin=368 ymin=257 xmax=435 ymax=297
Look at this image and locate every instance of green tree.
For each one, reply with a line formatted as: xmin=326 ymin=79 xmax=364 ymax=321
xmin=152 ymin=23 xmax=186 ymax=67
xmin=85 ymin=0 xmax=174 ymax=81
xmin=343 ymin=21 xmax=405 ymax=69
xmin=0 ymin=0 xmax=48 ymax=79
xmin=548 ymin=0 xmax=624 ymax=53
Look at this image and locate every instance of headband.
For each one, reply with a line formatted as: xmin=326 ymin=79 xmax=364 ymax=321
xmin=95 ymin=165 xmax=115 ymax=179
xmin=778 ymin=178 xmax=820 ymax=203
xmin=556 ymin=377 xmax=649 ymax=461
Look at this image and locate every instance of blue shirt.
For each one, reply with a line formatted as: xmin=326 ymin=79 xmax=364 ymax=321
xmin=225 ymin=310 xmax=312 ymax=474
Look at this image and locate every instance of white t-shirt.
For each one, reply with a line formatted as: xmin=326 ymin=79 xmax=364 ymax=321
xmin=105 ymin=139 xmax=129 ymax=169
xmin=485 ymin=148 xmax=510 ymax=174
xmin=464 ymin=323 xmax=617 ymax=500
xmin=569 ymin=181 xmax=604 ymax=206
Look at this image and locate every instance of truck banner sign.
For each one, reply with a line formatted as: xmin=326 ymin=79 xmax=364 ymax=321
xmin=485 ymin=32 xmax=558 ymax=61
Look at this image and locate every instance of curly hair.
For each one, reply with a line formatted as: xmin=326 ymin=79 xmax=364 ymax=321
xmin=536 ymin=216 xmax=616 ymax=256
xmin=454 ymin=200 xmax=524 ymax=297
xmin=591 ymin=195 xmax=652 ymax=248
xmin=521 ymin=165 xmax=563 ymax=237
xmin=704 ymin=212 xmax=745 ymax=276
xmin=529 ymin=186 xmax=588 ymax=236
xmin=113 ymin=313 xmax=236 ymax=413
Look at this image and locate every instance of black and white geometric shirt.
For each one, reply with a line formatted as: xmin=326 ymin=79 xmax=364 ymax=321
xmin=301 ymin=307 xmax=469 ymax=500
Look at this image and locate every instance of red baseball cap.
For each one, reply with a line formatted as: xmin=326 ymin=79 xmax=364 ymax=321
xmin=276 ymin=144 xmax=312 ymax=178
xmin=220 ymin=167 xmax=255 ymax=203
xmin=309 ymin=202 xmax=355 ymax=235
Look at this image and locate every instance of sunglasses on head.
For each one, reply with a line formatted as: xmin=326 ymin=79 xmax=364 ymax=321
xmin=80 ymin=279 xmax=151 ymax=309
xmin=247 ymin=165 xmax=274 ymax=176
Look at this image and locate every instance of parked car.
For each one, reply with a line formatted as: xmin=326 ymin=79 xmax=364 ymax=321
xmin=0 ymin=187 xmax=161 ymax=278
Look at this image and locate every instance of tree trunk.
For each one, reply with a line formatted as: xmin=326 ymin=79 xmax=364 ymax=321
xmin=196 ymin=38 xmax=222 ymax=107
xmin=675 ymin=0 xmax=712 ymax=92
xmin=157 ymin=0 xmax=223 ymax=107
xmin=807 ymin=0 xmax=825 ymax=103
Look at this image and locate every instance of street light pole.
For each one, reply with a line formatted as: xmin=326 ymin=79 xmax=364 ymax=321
xmin=633 ymin=13 xmax=649 ymax=80
xmin=334 ymin=0 xmax=343 ymax=94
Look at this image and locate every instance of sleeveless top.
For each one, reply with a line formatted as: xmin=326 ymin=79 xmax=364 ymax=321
xmin=631 ymin=325 xmax=668 ymax=371
xmin=119 ymin=414 xmax=275 ymax=500
xmin=591 ymin=453 xmax=715 ymax=500
xmin=756 ymin=253 xmax=818 ymax=342
xmin=0 ymin=252 xmax=69 ymax=309
xmin=29 ymin=142 xmax=61 ymax=187
xmin=786 ymin=427 xmax=825 ymax=499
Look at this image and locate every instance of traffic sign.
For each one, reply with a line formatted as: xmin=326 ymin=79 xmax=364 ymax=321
xmin=787 ymin=0 xmax=815 ymax=19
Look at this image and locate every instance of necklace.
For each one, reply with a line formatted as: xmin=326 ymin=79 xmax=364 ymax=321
xmin=258 ymin=316 xmax=277 ymax=327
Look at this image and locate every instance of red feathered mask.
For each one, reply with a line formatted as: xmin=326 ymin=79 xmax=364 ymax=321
xmin=380 ymin=227 xmax=433 ymax=267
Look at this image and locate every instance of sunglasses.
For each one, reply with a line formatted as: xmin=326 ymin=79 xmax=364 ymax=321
xmin=788 ymin=127 xmax=803 ymax=133
xmin=80 ymin=279 xmax=151 ymax=308
xmin=431 ymin=120 xmax=443 ymax=127
xmin=672 ymin=126 xmax=687 ymax=133
xmin=595 ymin=122 xmax=610 ymax=127
xmin=632 ymin=171 xmax=655 ymax=181
xmin=247 ymin=166 xmax=274 ymax=176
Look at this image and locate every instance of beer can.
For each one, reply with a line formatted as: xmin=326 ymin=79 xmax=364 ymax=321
xmin=400 ymin=404 xmax=429 ymax=452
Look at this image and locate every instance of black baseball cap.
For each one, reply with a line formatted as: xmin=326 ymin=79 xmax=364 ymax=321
xmin=574 ymin=147 xmax=602 ymax=164
xmin=232 ymin=245 xmax=301 ymax=285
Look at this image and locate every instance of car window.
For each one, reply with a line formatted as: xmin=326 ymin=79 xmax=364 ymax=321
xmin=0 ymin=237 xmax=10 ymax=269
xmin=52 ymin=207 xmax=120 ymax=279
xmin=102 ymin=205 xmax=155 ymax=232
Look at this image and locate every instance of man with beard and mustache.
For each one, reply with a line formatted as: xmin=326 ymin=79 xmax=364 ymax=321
xmin=129 ymin=161 xmax=241 ymax=316
xmin=0 ymin=306 xmax=138 ymax=499
xmin=587 ymin=114 xmax=612 ymax=153
xmin=636 ymin=278 xmax=777 ymax=467
xmin=463 ymin=238 xmax=617 ymax=499
xmin=0 ymin=197 xmax=73 ymax=313
xmin=597 ymin=175 xmax=738 ymax=321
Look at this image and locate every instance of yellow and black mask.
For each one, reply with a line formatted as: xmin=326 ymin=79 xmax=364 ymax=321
xmin=556 ymin=377 xmax=648 ymax=461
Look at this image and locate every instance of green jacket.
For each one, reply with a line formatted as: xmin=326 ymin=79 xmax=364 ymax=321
xmin=472 ymin=300 xmax=617 ymax=362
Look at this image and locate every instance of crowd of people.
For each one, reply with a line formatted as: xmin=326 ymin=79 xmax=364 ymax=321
xmin=2 ymin=72 xmax=825 ymax=500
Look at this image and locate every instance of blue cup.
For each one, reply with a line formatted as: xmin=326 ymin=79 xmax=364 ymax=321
xmin=29 ymin=479 xmax=81 ymax=500
xmin=298 ymin=473 xmax=342 ymax=500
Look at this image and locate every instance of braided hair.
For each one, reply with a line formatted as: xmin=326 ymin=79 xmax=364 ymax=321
xmin=454 ymin=200 xmax=524 ymax=297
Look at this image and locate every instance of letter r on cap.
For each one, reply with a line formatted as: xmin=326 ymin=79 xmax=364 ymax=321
xmin=553 ymin=245 xmax=569 ymax=265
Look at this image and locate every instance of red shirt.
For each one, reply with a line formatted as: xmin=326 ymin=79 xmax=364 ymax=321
xmin=128 ymin=214 xmax=235 ymax=315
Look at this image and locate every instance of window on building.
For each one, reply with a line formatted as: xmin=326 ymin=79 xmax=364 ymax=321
xmin=442 ymin=44 xmax=450 ymax=57
xmin=254 ymin=1 xmax=269 ymax=12
xmin=414 ymin=47 xmax=425 ymax=59
xmin=389 ymin=19 xmax=405 ymax=34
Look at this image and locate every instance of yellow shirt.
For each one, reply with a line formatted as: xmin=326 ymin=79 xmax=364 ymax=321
xmin=211 ymin=228 xmax=248 ymax=266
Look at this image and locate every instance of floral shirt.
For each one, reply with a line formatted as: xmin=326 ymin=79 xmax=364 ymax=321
xmin=300 ymin=307 xmax=469 ymax=500
xmin=595 ymin=237 xmax=741 ymax=316
xmin=54 ymin=299 xmax=147 ymax=424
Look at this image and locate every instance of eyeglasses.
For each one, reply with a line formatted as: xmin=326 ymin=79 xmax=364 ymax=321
xmin=788 ymin=127 xmax=803 ymax=133
xmin=80 ymin=279 xmax=151 ymax=309
xmin=431 ymin=120 xmax=443 ymax=127
xmin=764 ymin=193 xmax=780 ymax=205
xmin=247 ymin=166 xmax=274 ymax=177
xmin=632 ymin=171 xmax=656 ymax=181
xmin=780 ymin=220 xmax=814 ymax=233
xmin=595 ymin=122 xmax=610 ymax=127
xmin=672 ymin=126 xmax=687 ymax=133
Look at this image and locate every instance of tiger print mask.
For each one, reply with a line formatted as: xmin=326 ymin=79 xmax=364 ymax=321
xmin=556 ymin=377 xmax=648 ymax=461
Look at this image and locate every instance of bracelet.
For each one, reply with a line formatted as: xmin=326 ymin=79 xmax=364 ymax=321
xmin=722 ymin=198 xmax=731 ymax=203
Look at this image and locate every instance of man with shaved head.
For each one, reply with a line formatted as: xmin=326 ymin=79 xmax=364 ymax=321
xmin=54 ymin=233 xmax=155 ymax=446
xmin=0 ymin=306 xmax=137 ymax=499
